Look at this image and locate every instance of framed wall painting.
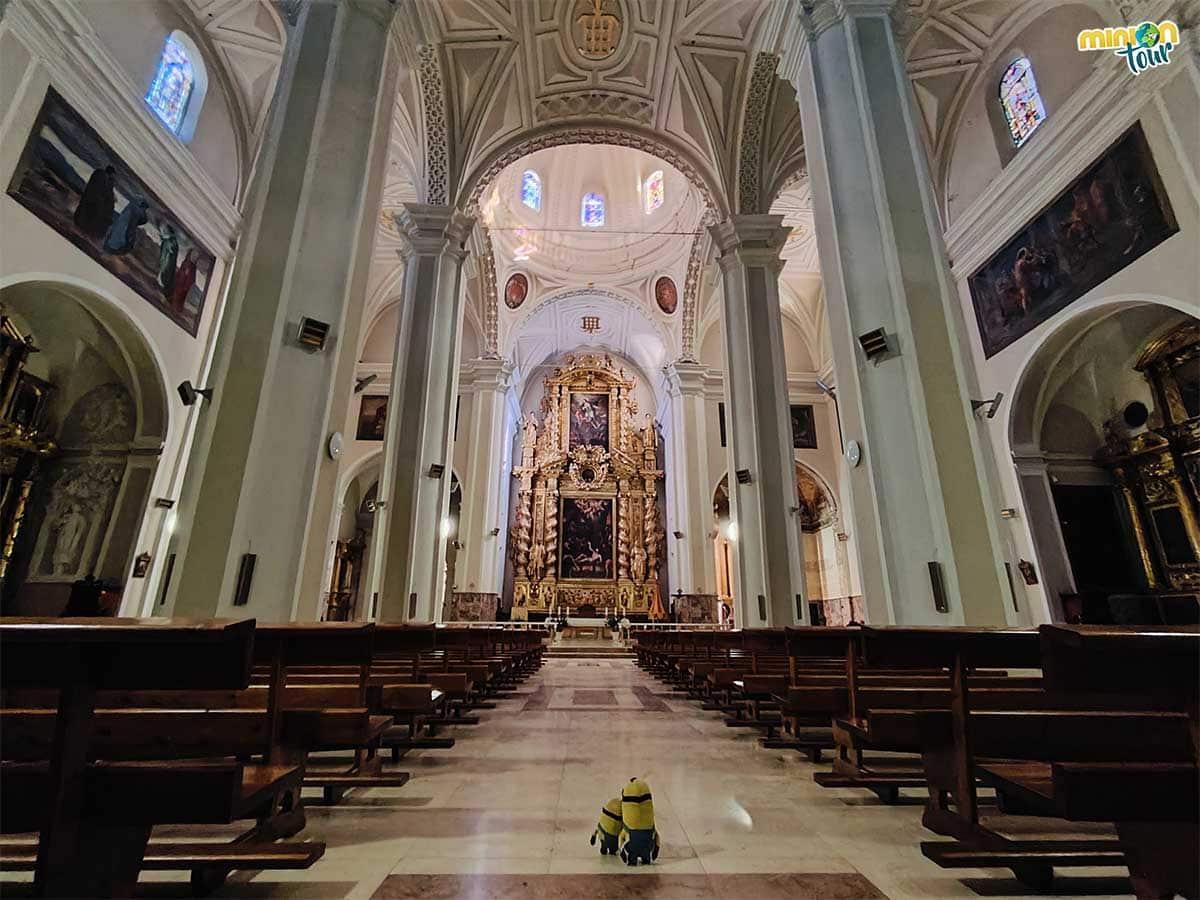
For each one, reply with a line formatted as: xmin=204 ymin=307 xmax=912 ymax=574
xmin=967 ymin=123 xmax=1178 ymax=358
xmin=559 ymin=497 xmax=614 ymax=580
xmin=7 ymin=88 xmax=216 ymax=336
xmin=356 ymin=396 xmax=387 ymax=440
xmin=790 ymin=404 xmax=817 ymax=450
xmin=568 ymin=391 xmax=609 ymax=448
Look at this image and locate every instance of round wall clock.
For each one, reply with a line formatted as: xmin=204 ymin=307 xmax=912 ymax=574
xmin=504 ymin=273 xmax=529 ymax=309
xmin=327 ymin=431 xmax=344 ymax=460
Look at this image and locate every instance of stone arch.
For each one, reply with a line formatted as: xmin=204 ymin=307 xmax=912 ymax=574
xmin=1004 ymin=294 xmax=1197 ymax=621
xmin=1007 ymin=295 xmax=1198 ymax=456
xmin=0 ymin=278 xmax=170 ymax=615
xmin=454 ymin=123 xmax=730 ymax=221
xmin=794 ymin=461 xmax=837 ymax=534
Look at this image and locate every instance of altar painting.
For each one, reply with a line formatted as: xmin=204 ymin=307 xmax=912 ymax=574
xmin=560 ymin=497 xmax=613 ymax=580
xmin=569 ymin=392 xmax=609 ymax=448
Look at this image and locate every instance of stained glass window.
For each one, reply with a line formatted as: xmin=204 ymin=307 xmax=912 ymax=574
xmin=644 ymin=170 xmax=664 ymax=214
xmin=581 ymin=192 xmax=605 ymax=227
xmin=146 ymin=35 xmax=195 ymax=134
xmin=521 ymin=170 xmax=541 ymax=211
xmin=999 ymin=57 xmax=1046 ymax=148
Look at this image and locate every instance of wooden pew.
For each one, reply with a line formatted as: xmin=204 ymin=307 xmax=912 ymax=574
xmin=252 ymin=623 xmax=410 ymax=803
xmin=0 ymin=617 xmax=323 ymax=898
xmin=918 ymin=625 xmax=1199 ymax=898
xmin=810 ymin=627 xmax=1042 ymax=801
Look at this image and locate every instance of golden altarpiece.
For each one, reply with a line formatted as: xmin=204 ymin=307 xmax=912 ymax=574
xmin=1097 ymin=321 xmax=1200 ymax=592
xmin=510 ymin=354 xmax=665 ymax=619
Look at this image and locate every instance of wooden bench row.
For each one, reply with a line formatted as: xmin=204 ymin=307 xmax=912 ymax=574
xmin=0 ymin=618 xmax=546 ymax=898
xmin=633 ymin=623 xmax=1199 ymax=899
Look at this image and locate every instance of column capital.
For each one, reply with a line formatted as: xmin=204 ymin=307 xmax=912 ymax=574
xmin=664 ymin=360 xmax=709 ymax=396
xmin=708 ymin=215 xmax=790 ymax=271
xmin=394 ymin=203 xmax=475 ymax=261
xmin=801 ymin=0 xmax=898 ymax=38
xmin=459 ymin=356 xmax=514 ymax=392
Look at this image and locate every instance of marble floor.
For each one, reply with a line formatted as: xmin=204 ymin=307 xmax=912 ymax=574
xmin=5 ymin=657 xmax=1136 ymax=899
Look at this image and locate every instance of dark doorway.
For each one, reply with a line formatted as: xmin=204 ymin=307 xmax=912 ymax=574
xmin=1051 ymin=483 xmax=1140 ymax=593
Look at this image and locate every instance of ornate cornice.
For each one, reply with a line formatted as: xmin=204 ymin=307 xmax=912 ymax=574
xmin=393 ymin=203 xmax=474 ymax=260
xmin=708 ymin=215 xmax=790 ymax=266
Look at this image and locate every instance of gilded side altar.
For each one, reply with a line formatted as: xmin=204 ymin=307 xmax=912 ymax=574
xmin=510 ymin=353 xmax=665 ymax=618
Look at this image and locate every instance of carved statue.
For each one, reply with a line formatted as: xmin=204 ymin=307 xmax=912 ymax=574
xmin=51 ymin=502 xmax=87 ymax=576
xmin=642 ymin=414 xmax=657 ymax=452
xmin=528 ymin=540 xmax=545 ymax=581
xmin=522 ymin=414 xmax=539 ymax=447
xmin=631 ymin=544 xmax=646 ymax=584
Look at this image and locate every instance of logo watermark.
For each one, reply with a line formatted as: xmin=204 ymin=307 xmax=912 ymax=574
xmin=1077 ymin=21 xmax=1180 ymax=75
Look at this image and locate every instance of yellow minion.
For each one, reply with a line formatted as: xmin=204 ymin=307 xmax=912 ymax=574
xmin=618 ymin=777 xmax=660 ymax=865
xmin=589 ymin=796 xmax=623 ymax=855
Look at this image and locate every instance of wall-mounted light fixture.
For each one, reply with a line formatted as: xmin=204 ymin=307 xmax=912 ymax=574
xmin=999 ymin=507 xmax=1018 ymax=519
xmin=490 ymin=527 xmax=501 ymax=536
xmin=428 ymin=464 xmax=445 ymax=479
xmin=672 ymin=530 xmax=684 ymax=539
xmin=354 ymin=373 xmax=378 ymax=393
xmin=154 ymin=498 xmax=175 ymax=509
xmin=177 ymin=380 xmax=214 ymax=406
xmin=735 ymin=468 xmax=752 ymax=485
xmin=970 ymin=391 xmax=1004 ymax=419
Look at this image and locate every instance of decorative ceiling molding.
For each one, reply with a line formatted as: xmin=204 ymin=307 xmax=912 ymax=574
xmin=736 ymin=51 xmax=779 ymax=214
xmin=417 ymin=43 xmax=450 ymax=205
xmin=680 ymin=232 xmax=706 ymax=362
xmin=182 ymin=0 xmax=286 ymax=147
xmin=460 ymin=122 xmax=724 ymax=220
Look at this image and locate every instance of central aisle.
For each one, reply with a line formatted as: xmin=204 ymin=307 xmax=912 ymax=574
xmin=225 ymin=657 xmax=1128 ymax=900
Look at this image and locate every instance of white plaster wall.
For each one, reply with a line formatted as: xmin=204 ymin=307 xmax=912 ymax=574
xmin=942 ymin=44 xmax=1200 ymax=623
xmin=0 ymin=20 xmax=241 ymax=616
xmin=77 ymin=1 xmax=242 ymax=200
xmin=944 ymin=5 xmax=1104 ymax=226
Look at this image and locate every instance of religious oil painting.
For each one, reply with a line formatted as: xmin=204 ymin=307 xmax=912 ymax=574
xmin=654 ymin=276 xmax=677 ymax=315
xmin=569 ymin=391 xmax=609 ymax=448
xmin=7 ymin=88 xmax=215 ymax=336
xmin=356 ymin=396 xmax=387 ymax=441
xmin=968 ymin=124 xmax=1177 ymax=358
xmin=790 ymin=404 xmax=817 ymax=449
xmin=560 ymin=497 xmax=614 ymax=580
xmin=504 ymin=272 xmax=529 ymax=309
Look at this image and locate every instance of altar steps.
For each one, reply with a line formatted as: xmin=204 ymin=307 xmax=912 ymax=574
xmin=546 ymin=646 xmax=635 ymax=659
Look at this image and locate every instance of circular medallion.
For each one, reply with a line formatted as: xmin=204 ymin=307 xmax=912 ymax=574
xmin=844 ymin=439 xmax=862 ymax=468
xmin=654 ymin=276 xmax=677 ymax=315
xmin=504 ymin=273 xmax=529 ymax=310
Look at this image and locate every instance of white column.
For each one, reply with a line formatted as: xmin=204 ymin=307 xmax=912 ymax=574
xmin=663 ymin=361 xmax=714 ymax=596
xmin=167 ymin=0 xmax=396 ymax=620
xmin=783 ymin=0 xmax=1009 ymax=624
xmin=378 ymin=204 xmax=474 ymax=621
xmin=711 ymin=216 xmax=808 ymax=627
xmin=456 ymin=358 xmax=515 ymax=597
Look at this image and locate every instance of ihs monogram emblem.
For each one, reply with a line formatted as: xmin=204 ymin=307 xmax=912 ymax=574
xmin=576 ymin=0 xmax=621 ymax=60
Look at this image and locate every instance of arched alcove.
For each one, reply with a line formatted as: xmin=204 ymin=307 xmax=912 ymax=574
xmin=0 ymin=280 xmax=168 ymax=615
xmin=1007 ymin=299 xmax=1198 ymax=623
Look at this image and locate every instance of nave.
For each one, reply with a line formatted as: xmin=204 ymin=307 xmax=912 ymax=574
xmin=4 ymin=631 xmax=1166 ymax=900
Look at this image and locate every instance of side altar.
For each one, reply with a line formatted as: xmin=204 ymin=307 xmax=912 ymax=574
xmin=509 ymin=354 xmax=666 ymax=619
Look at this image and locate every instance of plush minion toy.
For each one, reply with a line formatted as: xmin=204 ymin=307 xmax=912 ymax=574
xmin=589 ymin=796 xmax=623 ymax=855
xmin=618 ymin=777 xmax=660 ymax=866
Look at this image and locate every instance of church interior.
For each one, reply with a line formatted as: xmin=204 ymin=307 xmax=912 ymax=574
xmin=0 ymin=0 xmax=1197 ymax=897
